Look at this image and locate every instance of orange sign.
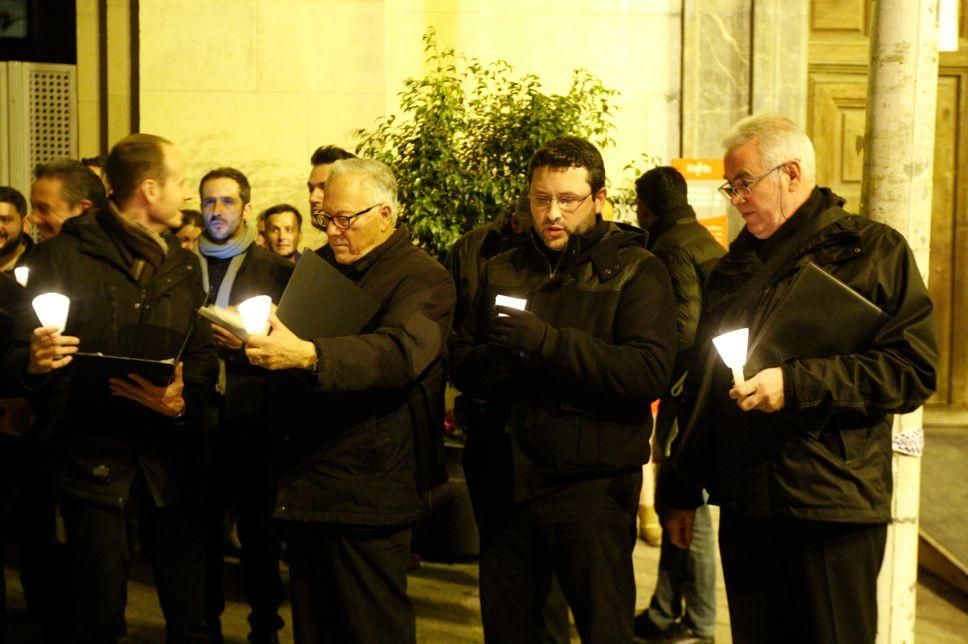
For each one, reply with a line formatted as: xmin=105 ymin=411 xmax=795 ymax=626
xmin=698 ymin=215 xmax=729 ymax=249
xmin=672 ymin=158 xmax=725 ymax=181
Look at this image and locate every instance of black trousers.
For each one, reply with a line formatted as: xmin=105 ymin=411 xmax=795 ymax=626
xmin=285 ymin=521 xmax=415 ymax=644
xmin=204 ymin=431 xmax=284 ymax=642
xmin=462 ymin=431 xmax=570 ymax=644
xmin=59 ymin=477 xmax=210 ymax=644
xmin=478 ymin=473 xmax=641 ymax=644
xmin=718 ymin=509 xmax=887 ymax=644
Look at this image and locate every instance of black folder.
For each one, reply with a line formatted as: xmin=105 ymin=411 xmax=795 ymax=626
xmin=71 ymin=353 xmax=176 ymax=388
xmin=744 ymin=262 xmax=889 ymax=376
xmin=277 ymin=251 xmax=380 ymax=340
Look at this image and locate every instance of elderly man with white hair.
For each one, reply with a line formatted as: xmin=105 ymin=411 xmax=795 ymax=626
xmin=661 ymin=114 xmax=938 ymax=644
xmin=244 ymin=158 xmax=455 ymax=643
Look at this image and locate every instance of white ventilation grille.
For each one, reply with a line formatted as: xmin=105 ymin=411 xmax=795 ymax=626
xmin=1 ymin=62 xmax=77 ymax=200
xmin=28 ymin=68 xmax=75 ymax=167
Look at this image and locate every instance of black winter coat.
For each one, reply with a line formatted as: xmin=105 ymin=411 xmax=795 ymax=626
xmin=273 ymin=226 xmax=456 ymax=525
xmin=647 ymin=207 xmax=725 ymax=457
xmin=666 ymin=188 xmax=937 ymax=523
xmin=2 ymin=209 xmax=218 ymax=508
xmin=450 ymin=218 xmax=676 ymax=499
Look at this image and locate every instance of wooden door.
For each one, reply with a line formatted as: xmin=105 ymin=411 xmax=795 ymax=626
xmin=808 ymin=1 xmax=968 ymax=412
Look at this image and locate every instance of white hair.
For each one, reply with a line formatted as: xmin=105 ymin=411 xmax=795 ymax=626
xmin=327 ymin=158 xmax=400 ymax=225
xmin=723 ymin=114 xmax=816 ymax=181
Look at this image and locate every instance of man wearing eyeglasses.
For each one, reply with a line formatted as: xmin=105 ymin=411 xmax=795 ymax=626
xmin=450 ymin=136 xmax=676 ymax=642
xmin=661 ymin=115 xmax=937 ymax=644
xmin=243 ymin=158 xmax=455 ymax=643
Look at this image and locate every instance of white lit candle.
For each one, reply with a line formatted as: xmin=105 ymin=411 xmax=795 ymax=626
xmin=495 ymin=294 xmax=528 ymax=317
xmin=32 ymin=292 xmax=70 ymax=334
xmin=237 ymin=295 xmax=272 ymax=336
xmin=14 ymin=266 xmax=29 ymax=287
xmin=712 ymin=327 xmax=749 ymax=385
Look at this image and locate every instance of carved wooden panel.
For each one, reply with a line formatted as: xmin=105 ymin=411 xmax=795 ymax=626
xmin=807 ymin=71 xmax=867 ymax=212
xmin=807 ymin=69 xmax=965 ymax=408
xmin=811 ymin=0 xmax=869 ymax=36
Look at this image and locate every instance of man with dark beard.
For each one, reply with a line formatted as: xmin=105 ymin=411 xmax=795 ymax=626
xmin=196 ymin=168 xmax=293 ymax=644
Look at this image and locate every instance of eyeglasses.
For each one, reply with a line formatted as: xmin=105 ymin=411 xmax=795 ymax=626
xmin=530 ymin=192 xmax=593 ymax=214
xmin=311 ymin=203 xmax=381 ymax=230
xmin=718 ymin=164 xmax=787 ymax=200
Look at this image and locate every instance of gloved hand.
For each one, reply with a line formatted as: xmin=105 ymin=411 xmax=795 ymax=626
xmin=489 ymin=305 xmax=549 ymax=354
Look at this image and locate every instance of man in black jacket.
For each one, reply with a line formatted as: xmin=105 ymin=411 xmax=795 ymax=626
xmin=243 ymin=158 xmax=455 ymax=643
xmin=196 ymin=167 xmax=293 ymax=644
xmin=450 ymin=137 xmax=676 ymax=643
xmin=662 ymin=115 xmax=938 ymax=644
xmin=3 ymin=133 xmax=218 ymax=643
xmin=633 ymin=166 xmax=723 ymax=643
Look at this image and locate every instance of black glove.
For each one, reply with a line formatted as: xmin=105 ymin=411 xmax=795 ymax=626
xmin=489 ymin=305 xmax=549 ymax=354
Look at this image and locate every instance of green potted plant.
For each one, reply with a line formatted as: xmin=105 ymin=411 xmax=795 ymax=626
xmin=354 ymin=28 xmax=618 ymax=258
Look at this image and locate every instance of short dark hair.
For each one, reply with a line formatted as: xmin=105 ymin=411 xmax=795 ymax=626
xmin=259 ymin=203 xmax=303 ymax=229
xmin=310 ymin=145 xmax=356 ymax=166
xmin=635 ymin=166 xmax=689 ymax=215
xmin=0 ymin=186 xmax=27 ymax=217
xmin=527 ymin=136 xmax=605 ymax=194
xmin=199 ymin=167 xmax=251 ymax=206
xmin=34 ymin=158 xmax=107 ymax=208
xmin=81 ymin=154 xmax=107 ymax=169
xmin=104 ymin=134 xmax=171 ymax=204
xmin=179 ymin=208 xmax=203 ymax=229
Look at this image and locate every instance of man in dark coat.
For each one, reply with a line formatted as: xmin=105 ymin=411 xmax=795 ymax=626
xmin=196 ymin=167 xmax=293 ymax=644
xmin=662 ymin=114 xmax=938 ymax=644
xmin=2 ymin=133 xmax=218 ymax=643
xmin=450 ymin=137 xmax=676 ymax=643
xmin=632 ymin=166 xmax=723 ymax=643
xmin=244 ymin=158 xmax=455 ymax=643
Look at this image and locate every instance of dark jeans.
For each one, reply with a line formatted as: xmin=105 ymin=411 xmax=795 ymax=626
xmin=718 ymin=509 xmax=887 ymax=644
xmin=462 ymin=431 xmax=570 ymax=644
xmin=59 ymin=477 xmax=210 ymax=644
xmin=285 ymin=521 xmax=415 ymax=644
xmin=204 ymin=432 xmax=284 ymax=642
xmin=478 ymin=473 xmax=641 ymax=644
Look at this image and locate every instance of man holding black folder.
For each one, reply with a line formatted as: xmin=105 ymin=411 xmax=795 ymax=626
xmin=662 ymin=115 xmax=938 ymax=644
xmin=243 ymin=158 xmax=455 ymax=644
xmin=2 ymin=133 xmax=218 ymax=642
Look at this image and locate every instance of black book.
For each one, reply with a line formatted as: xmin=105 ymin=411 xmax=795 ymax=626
xmin=745 ymin=261 xmax=890 ymax=377
xmin=71 ymin=353 xmax=176 ymax=388
xmin=277 ymin=251 xmax=380 ymax=340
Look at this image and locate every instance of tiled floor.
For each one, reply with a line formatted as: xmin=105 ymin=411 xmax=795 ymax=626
xmin=4 ymin=508 xmax=967 ymax=642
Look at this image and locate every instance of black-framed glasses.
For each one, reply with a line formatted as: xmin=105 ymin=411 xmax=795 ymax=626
xmin=718 ymin=164 xmax=787 ymax=200
xmin=529 ymin=192 xmax=593 ymax=214
xmin=311 ymin=203 xmax=381 ymax=230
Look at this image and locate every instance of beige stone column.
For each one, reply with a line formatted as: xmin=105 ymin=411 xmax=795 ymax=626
xmin=751 ymin=0 xmax=809 ymax=127
xmin=860 ymin=1 xmax=940 ymax=642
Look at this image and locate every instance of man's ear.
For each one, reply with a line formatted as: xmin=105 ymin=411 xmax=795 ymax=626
xmin=70 ymin=198 xmax=94 ymax=217
xmin=242 ymin=202 xmax=253 ymax=221
xmin=785 ymin=160 xmax=803 ymax=190
xmin=141 ymin=178 xmax=160 ymax=204
xmin=379 ymin=204 xmax=393 ymax=231
xmin=593 ymin=187 xmax=608 ymax=214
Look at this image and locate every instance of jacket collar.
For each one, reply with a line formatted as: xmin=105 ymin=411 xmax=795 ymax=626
xmin=648 ymin=205 xmax=697 ymax=248
xmin=65 ymin=208 xmax=194 ymax=286
xmin=526 ymin=216 xmax=647 ymax=282
xmin=328 ymin=225 xmax=412 ymax=276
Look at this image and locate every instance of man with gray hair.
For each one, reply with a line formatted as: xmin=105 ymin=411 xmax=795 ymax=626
xmin=30 ymin=159 xmax=106 ymax=239
xmin=244 ymin=158 xmax=456 ymax=643
xmin=662 ymin=114 xmax=937 ymax=643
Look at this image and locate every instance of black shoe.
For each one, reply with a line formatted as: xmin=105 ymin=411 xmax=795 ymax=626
xmin=633 ymin=611 xmax=669 ymax=642
xmin=665 ymin=622 xmax=714 ymax=644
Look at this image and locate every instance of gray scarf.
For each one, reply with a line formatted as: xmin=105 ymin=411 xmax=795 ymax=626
xmin=195 ymin=222 xmax=257 ymax=306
